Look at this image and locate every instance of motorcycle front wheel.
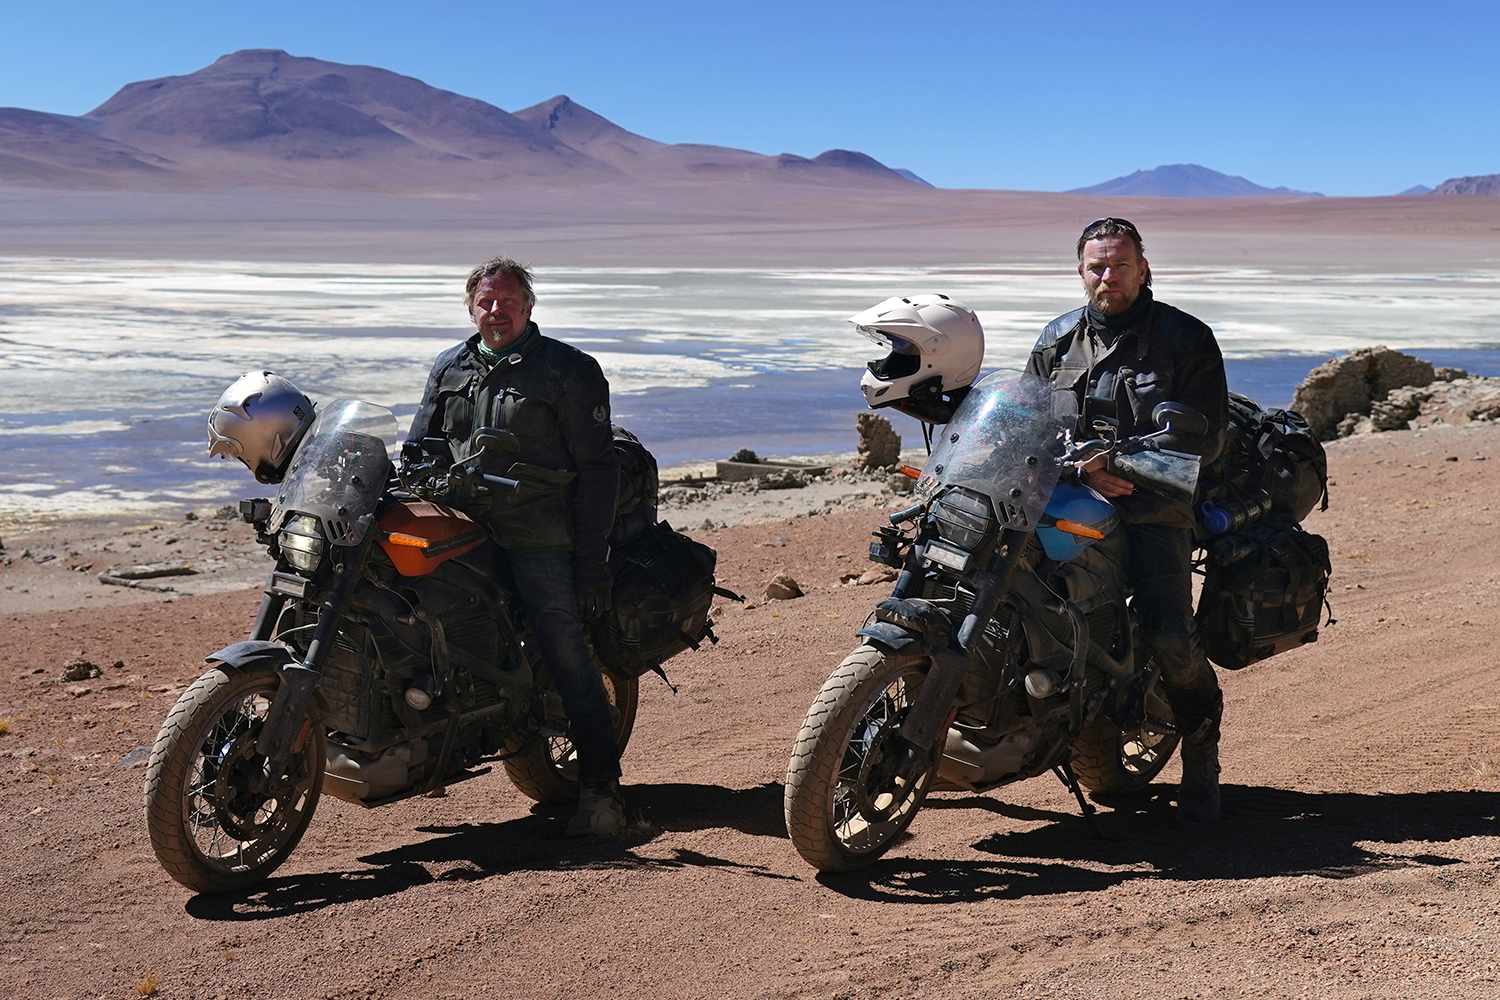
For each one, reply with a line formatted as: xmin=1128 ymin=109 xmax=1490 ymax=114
xmin=143 ymin=664 xmax=325 ymax=894
xmin=1070 ymin=670 xmax=1179 ymax=798
xmin=502 ymin=668 xmax=639 ymax=804
xmin=784 ymin=645 xmax=937 ymax=873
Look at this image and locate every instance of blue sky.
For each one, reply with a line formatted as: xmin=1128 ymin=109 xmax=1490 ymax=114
xmin=3 ymin=1 xmax=1496 ymax=196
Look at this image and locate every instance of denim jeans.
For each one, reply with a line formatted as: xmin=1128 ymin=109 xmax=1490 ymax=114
xmin=504 ymin=548 xmax=622 ymax=783
xmin=1125 ymin=523 xmax=1223 ymax=744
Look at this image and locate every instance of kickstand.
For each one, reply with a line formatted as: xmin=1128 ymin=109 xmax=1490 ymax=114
xmin=1053 ymin=763 xmax=1102 ymax=838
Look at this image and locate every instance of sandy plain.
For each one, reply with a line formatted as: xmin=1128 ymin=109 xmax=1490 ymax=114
xmin=3 ymin=186 xmax=1500 ymax=998
xmin=2 ymin=421 xmax=1500 ymax=999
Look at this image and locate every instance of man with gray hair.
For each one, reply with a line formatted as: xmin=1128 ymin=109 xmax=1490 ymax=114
xmin=409 ymin=256 xmax=625 ymax=835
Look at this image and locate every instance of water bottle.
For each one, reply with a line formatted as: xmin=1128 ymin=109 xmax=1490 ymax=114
xmin=1199 ymin=489 xmax=1272 ymax=535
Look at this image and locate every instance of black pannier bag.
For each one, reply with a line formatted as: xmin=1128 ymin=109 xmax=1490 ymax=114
xmin=610 ymin=424 xmax=660 ymax=546
xmin=593 ymin=520 xmax=721 ymax=679
xmin=1200 ymin=392 xmax=1329 ymax=525
xmin=1195 ymin=518 xmax=1332 ymax=670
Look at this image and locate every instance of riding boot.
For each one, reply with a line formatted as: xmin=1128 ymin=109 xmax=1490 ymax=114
xmin=1175 ymin=693 xmax=1223 ymax=825
xmin=566 ymin=779 xmax=625 ymax=837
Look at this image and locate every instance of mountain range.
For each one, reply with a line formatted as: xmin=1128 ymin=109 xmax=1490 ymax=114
xmin=1067 ymin=163 xmax=1323 ymax=198
xmin=2 ymin=51 xmax=1494 ymax=199
xmin=0 ymin=49 xmax=920 ymax=193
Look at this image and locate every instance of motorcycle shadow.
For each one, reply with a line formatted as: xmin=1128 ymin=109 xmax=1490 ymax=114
xmin=185 ymin=781 xmax=789 ymax=919
xmin=817 ymin=784 xmax=1500 ymax=903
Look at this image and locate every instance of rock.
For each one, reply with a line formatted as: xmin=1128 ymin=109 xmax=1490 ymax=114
xmin=856 ymin=413 xmax=902 ymax=470
xmin=65 ymin=684 xmax=92 ymax=698
xmin=61 ymin=657 xmax=102 ymax=681
xmin=1369 ymin=386 xmax=1431 ymax=431
xmin=761 ymin=470 xmax=808 ymax=490
xmin=117 ymin=746 xmax=152 ymax=768
xmin=109 ymin=562 xmax=198 ymax=580
xmin=214 ymin=504 xmax=237 ymax=519
xmin=764 ymin=572 xmax=803 ymax=601
xmin=1434 ymin=367 xmax=1469 ymax=382
xmin=1291 ymin=346 xmax=1436 ymax=440
xmin=888 ymin=472 xmax=916 ymax=495
xmin=183 ymin=510 xmax=198 ymax=520
xmin=1470 ymin=400 xmax=1500 ymax=422
xmin=857 ymin=566 xmax=900 ymax=586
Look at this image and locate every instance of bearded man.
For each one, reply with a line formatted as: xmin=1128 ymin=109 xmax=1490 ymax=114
xmin=1027 ymin=218 xmax=1230 ymax=823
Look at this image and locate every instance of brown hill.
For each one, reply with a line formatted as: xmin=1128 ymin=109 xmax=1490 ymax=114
xmin=0 ymin=50 xmax=915 ymax=193
xmin=1431 ymin=174 xmax=1500 ymax=196
xmin=0 ymin=107 xmax=174 ymax=188
xmin=80 ymin=49 xmax=610 ymax=190
xmin=513 ymin=94 xmax=910 ymax=186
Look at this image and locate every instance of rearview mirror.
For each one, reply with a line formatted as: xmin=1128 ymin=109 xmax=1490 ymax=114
xmin=472 ymin=427 xmax=520 ymax=456
xmin=1151 ymin=402 xmax=1208 ymax=438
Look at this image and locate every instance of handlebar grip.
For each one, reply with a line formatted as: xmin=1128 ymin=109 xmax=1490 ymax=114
xmin=480 ymin=473 xmax=520 ymax=493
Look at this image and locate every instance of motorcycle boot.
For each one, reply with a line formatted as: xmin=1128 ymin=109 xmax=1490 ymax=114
xmin=567 ymin=780 xmax=626 ymax=837
xmin=1175 ymin=692 xmax=1223 ymax=825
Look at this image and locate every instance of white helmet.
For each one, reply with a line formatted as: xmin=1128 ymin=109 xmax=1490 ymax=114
xmin=853 ymin=294 xmax=985 ymax=412
xmin=207 ymin=371 xmax=316 ymax=484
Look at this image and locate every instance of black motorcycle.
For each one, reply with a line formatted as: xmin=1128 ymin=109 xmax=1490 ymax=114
xmin=144 ymin=400 xmax=640 ymax=893
xmin=783 ymin=370 xmax=1209 ymax=872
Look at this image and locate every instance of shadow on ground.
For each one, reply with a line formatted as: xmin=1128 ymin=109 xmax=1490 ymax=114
xmin=185 ymin=780 xmax=790 ymax=920
xmin=819 ymin=785 xmax=1500 ymax=902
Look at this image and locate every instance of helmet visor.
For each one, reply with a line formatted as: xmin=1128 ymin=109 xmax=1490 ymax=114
xmin=867 ymin=349 xmax=922 ymax=381
xmin=856 ymin=326 xmax=921 ymax=354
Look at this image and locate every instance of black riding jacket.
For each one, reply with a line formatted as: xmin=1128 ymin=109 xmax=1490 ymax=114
xmin=1026 ymin=289 xmax=1229 ymax=527
xmin=409 ymin=323 xmax=619 ymax=563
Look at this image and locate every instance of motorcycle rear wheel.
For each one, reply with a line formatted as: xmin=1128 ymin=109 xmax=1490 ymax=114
xmin=143 ymin=664 xmax=325 ymax=894
xmin=784 ymin=645 xmax=937 ymax=873
xmin=502 ymin=668 xmax=639 ymax=804
xmin=1071 ymin=671 xmax=1179 ymax=798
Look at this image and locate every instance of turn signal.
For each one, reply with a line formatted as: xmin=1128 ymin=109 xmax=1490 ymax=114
xmin=1055 ymin=518 xmax=1105 ymax=539
xmin=386 ymin=532 xmax=430 ymax=549
xmin=898 ymin=465 xmax=922 ymax=479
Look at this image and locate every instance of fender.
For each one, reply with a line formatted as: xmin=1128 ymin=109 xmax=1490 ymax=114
xmin=206 ymin=640 xmax=296 ymax=670
xmin=854 ymin=621 xmax=920 ymax=653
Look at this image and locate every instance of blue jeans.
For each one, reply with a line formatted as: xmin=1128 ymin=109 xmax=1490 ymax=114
xmin=504 ymin=548 xmax=622 ymax=784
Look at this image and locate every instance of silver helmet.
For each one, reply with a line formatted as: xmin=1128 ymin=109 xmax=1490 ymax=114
xmin=207 ymin=371 xmax=315 ymax=484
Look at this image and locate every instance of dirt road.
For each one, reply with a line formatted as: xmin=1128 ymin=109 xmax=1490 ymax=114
xmin=4 ymin=425 xmax=1500 ymax=999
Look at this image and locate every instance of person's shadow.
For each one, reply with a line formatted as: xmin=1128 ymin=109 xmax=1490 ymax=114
xmin=184 ymin=780 xmax=790 ymax=920
xmin=817 ymin=783 xmax=1500 ymax=901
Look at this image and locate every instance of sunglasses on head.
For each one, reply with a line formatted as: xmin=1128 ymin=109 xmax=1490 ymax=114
xmin=1081 ymin=217 xmax=1140 ymax=238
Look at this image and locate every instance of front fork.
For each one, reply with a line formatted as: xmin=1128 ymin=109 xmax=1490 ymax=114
xmin=890 ymin=528 xmax=1028 ymax=783
xmin=254 ymin=514 xmax=376 ymax=766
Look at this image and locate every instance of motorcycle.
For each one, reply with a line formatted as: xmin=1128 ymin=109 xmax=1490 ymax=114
xmin=783 ymin=369 xmax=1207 ymax=872
xmin=144 ymin=399 xmax=639 ymax=893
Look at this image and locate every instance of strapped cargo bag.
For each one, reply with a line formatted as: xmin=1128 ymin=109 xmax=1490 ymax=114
xmin=1195 ymin=518 xmax=1333 ymax=670
xmin=593 ymin=520 xmax=742 ymax=680
xmin=1200 ymin=392 xmax=1329 ymax=525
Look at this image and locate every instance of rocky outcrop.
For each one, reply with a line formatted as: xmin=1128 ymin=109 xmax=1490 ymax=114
xmin=1290 ymin=346 xmax=1437 ymax=440
xmin=856 ymin=413 xmax=901 ymax=470
xmin=1334 ymin=371 xmax=1500 ymax=437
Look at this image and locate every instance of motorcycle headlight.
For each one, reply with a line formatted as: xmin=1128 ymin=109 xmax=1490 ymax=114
xmin=279 ymin=513 xmax=326 ymax=573
xmin=931 ymin=487 xmax=993 ymax=551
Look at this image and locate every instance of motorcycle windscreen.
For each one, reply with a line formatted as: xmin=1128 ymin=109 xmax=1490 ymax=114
xmin=271 ymin=398 xmax=398 ymax=545
xmin=913 ymin=369 xmax=1065 ymax=531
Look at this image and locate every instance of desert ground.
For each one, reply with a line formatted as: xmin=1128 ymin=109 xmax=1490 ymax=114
xmin=5 ymin=182 xmax=1500 ymax=271
xmin=3 ymin=420 xmax=1500 ymax=1000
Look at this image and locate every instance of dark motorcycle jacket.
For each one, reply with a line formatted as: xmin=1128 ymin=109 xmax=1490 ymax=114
xmin=1026 ymin=289 xmax=1229 ymax=528
xmin=409 ymin=322 xmax=620 ymax=564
